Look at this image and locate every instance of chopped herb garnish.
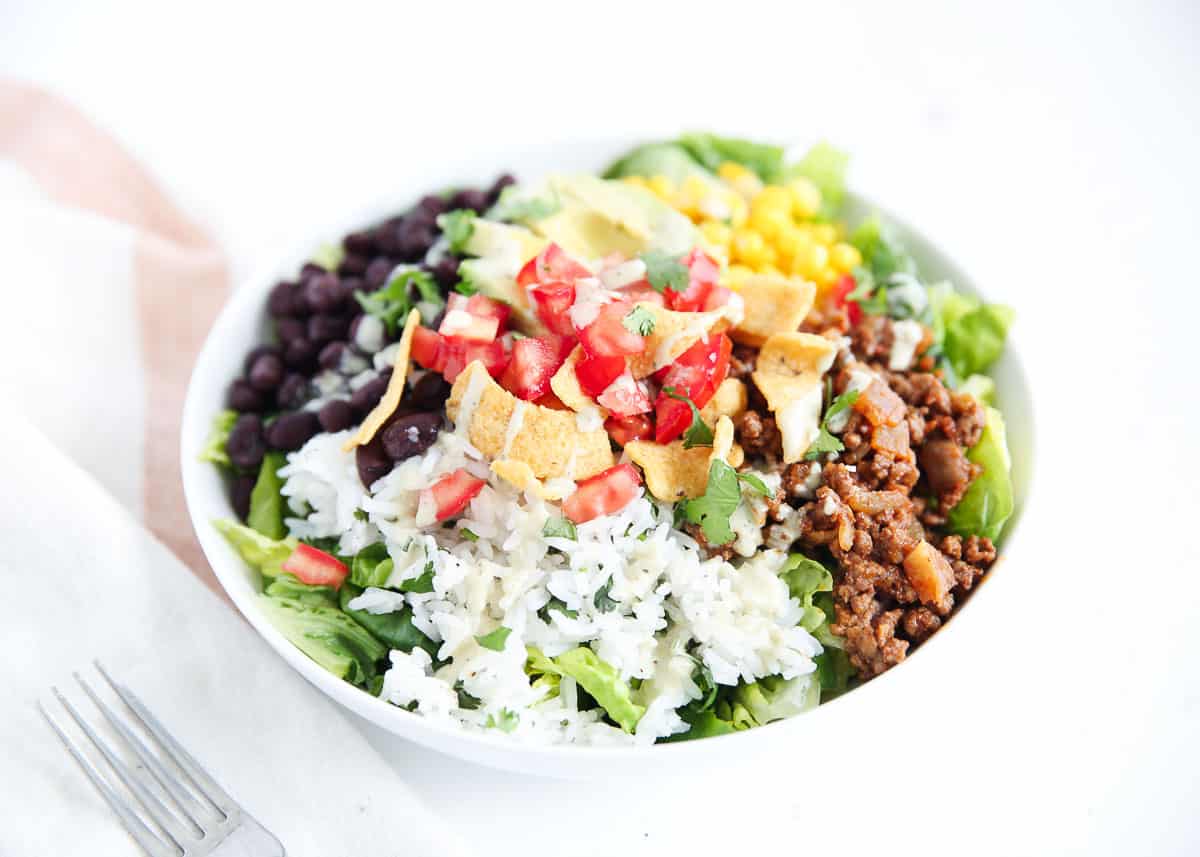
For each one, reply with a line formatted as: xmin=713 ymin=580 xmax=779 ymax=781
xmin=805 ymin=389 xmax=861 ymax=460
xmin=542 ymin=516 xmax=578 ymax=541
xmin=459 ymin=528 xmax=479 ymax=542
xmin=397 ymin=561 xmax=435 ymax=594
xmin=353 ymin=508 xmax=369 ymax=522
xmin=678 ymin=460 xmax=742 ymax=545
xmin=541 ymin=598 xmax=578 ymax=620
xmin=737 ymin=472 xmax=771 ymax=496
xmin=640 ymin=250 xmax=689 ymax=293
xmin=485 ymin=708 xmax=520 ymax=733
xmin=454 ymin=681 xmax=481 ymax=710
xmin=474 ymin=626 xmax=512 ymax=652
xmin=453 ymin=274 xmax=479 ymax=296
xmin=663 ymin=387 xmax=714 ymax=448
xmin=622 ymin=304 xmax=657 ymax=336
xmin=593 ymin=578 xmax=618 ymax=613
xmin=438 ymin=210 xmax=476 ymax=253
xmin=354 ymin=268 xmax=441 ymax=335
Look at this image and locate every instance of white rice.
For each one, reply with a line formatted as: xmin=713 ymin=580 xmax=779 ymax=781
xmin=280 ymin=429 xmax=821 ymax=746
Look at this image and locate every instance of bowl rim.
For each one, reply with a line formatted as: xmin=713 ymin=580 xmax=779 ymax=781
xmin=180 ymin=139 xmax=1036 ymax=768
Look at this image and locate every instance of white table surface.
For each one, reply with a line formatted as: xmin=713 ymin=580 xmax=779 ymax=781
xmin=4 ymin=1 xmax=1198 ymax=854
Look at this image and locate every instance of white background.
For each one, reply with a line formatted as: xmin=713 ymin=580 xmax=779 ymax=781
xmin=3 ymin=1 xmax=1198 ymax=854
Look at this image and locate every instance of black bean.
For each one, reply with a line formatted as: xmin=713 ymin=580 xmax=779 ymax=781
xmin=275 ymin=316 xmax=306 ymax=344
xmin=341 ymin=275 xmax=365 ymax=297
xmin=487 ymin=174 xmax=516 ymax=205
xmin=276 ymin=373 xmax=311 ymax=410
xmin=303 ymin=272 xmax=346 ymax=314
xmin=242 ymin=344 xmax=282 ymax=376
xmin=364 ymin=257 xmax=394 ymax=291
xmin=418 ymin=194 xmax=448 ymax=218
xmin=344 ymin=230 xmax=376 ymax=256
xmin=355 ymin=436 xmax=393 ymax=488
xmin=284 ymin=337 xmax=318 ymax=371
xmin=318 ymin=341 xmax=348 ymax=370
xmin=265 ymin=410 xmax=321 ymax=451
xmin=227 ymin=379 xmax=266 ymax=412
xmin=381 ymin=412 xmax=442 ymax=461
xmin=231 ymin=473 xmax=256 ymax=520
xmin=451 ymin=188 xmax=489 ymax=213
xmin=268 ymin=281 xmax=303 ymax=318
xmin=307 ymin=313 xmax=350 ymax=346
xmin=374 ymin=218 xmax=403 ymax=255
xmin=227 ymin=414 xmax=266 ymax=471
xmin=338 ymin=253 xmax=369 ymax=277
xmin=350 ymin=374 xmax=390 ymax=415
xmin=395 ymin=219 xmax=436 ymax=261
xmin=318 ymin=399 xmax=357 ymax=433
xmin=300 ymin=262 xmax=326 ymax=280
xmin=247 ymin=352 xmax=285 ymax=392
xmin=409 ymin=372 xmax=452 ymax=411
xmin=429 ymin=254 xmax=461 ymax=290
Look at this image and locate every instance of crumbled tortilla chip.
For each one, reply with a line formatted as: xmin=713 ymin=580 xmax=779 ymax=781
xmin=730 ymin=274 xmax=816 ymax=347
xmin=447 ymin=361 xmax=613 ymax=481
xmin=624 ymin=416 xmax=743 ymax=501
xmin=628 ymin=303 xmax=730 ymax=378
xmin=699 ymin=378 xmax=748 ymax=425
xmin=342 ymin=308 xmax=421 ymax=451
xmin=751 ymin=332 xmax=838 ymax=463
xmin=491 ymin=459 xmax=573 ymax=501
xmin=550 ymin=346 xmax=608 ymax=417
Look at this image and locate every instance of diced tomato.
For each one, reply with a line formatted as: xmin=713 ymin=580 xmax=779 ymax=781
xmin=466 ymin=293 xmax=511 ymax=331
xmin=411 ymin=326 xmax=445 ymax=372
xmin=439 ymin=308 xmax=500 ymax=343
xmin=516 ymin=256 xmax=538 ymax=288
xmin=604 ymin=413 xmax=653 ymax=446
xmin=499 ymin=336 xmax=566 ymax=400
xmin=441 ymin=338 xmax=509 ymax=382
xmin=577 ymin=300 xmax=643 ymax=358
xmin=530 ymin=281 xmax=577 ymax=336
xmin=653 ymin=333 xmax=732 ymax=443
xmin=429 ymin=468 xmax=485 ymax=521
xmin=702 ymin=285 xmax=736 ymax=312
xmin=562 ymin=464 xmax=643 ymax=524
xmin=575 ymin=351 xmax=626 ymax=398
xmin=664 ymin=249 xmax=720 ymax=312
xmin=597 ymin=371 xmax=653 ymax=416
xmin=615 ymin=283 xmax=666 ymax=306
xmin=832 ymin=274 xmax=862 ymax=326
xmin=282 ymin=544 xmax=348 ymax=590
xmin=535 ymin=243 xmax=591 ymax=283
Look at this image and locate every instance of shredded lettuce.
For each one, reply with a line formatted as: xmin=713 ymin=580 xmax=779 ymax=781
xmin=199 ymin=410 xmax=237 ymax=467
xmin=526 ymin=647 xmax=645 ymax=733
xmin=338 ymin=583 xmax=439 ymax=659
xmin=947 ymin=406 xmax=1014 ymax=543
xmin=213 ymin=519 xmax=296 ymax=579
xmin=247 ymin=451 xmax=287 ymax=540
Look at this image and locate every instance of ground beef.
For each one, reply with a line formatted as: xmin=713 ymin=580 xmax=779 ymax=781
xmin=729 ymin=344 xmax=758 ymax=381
xmin=849 ymin=315 xmax=894 ymax=364
xmin=735 ymin=409 xmax=782 ymax=459
xmin=684 ymin=522 xmax=737 ymax=561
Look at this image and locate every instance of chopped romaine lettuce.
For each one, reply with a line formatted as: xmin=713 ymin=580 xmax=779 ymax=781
xmin=247 ymin=451 xmax=287 ymax=540
xmin=851 ymin=213 xmax=917 ymax=284
xmin=602 ymin=141 xmax=712 ymax=184
xmin=677 ymin=132 xmax=785 ymax=182
xmin=947 ymin=406 xmax=1014 ymax=543
xmin=527 ymin=647 xmax=645 ymax=733
xmin=349 ymin=542 xmax=394 ymax=589
xmin=213 ymin=519 xmax=296 ymax=579
xmin=338 ymin=583 xmax=439 ymax=659
xmin=927 ymin=282 xmax=1014 ymax=378
xmin=787 ymin=141 xmax=850 ymax=217
xmin=265 ymin=573 xmax=337 ymax=607
xmin=733 ymin=674 xmax=821 ymax=724
xmin=258 ymin=593 xmax=386 ymax=686
xmin=959 ymin=374 xmax=997 ymax=406
xmin=779 ymin=554 xmax=834 ymax=633
xmin=437 ymin=210 xmax=476 ymax=253
xmin=199 ymin=410 xmax=237 ymax=467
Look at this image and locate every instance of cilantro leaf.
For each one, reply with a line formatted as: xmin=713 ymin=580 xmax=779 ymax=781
xmin=823 ymin=389 xmax=860 ymax=425
xmin=622 ymin=305 xmax=656 ymax=336
xmin=593 ymin=577 xmax=618 ymax=613
xmin=354 ymin=268 xmax=441 ymax=335
xmin=679 ymin=460 xmax=742 ymax=545
xmin=474 ymin=626 xmax=512 ymax=652
xmin=540 ymin=597 xmax=578 ymax=620
xmin=453 ymin=274 xmax=479 ymax=296
xmin=490 ymin=187 xmax=560 ymax=222
xmin=485 ymin=709 xmax=519 ymax=733
xmin=737 ymin=472 xmax=771 ymax=496
xmin=438 ymin=210 xmax=476 ymax=253
xmin=397 ymin=560 xmax=435 ymax=594
xmin=640 ymin=250 xmax=689 ymax=293
xmin=663 ymin=387 xmax=714 ymax=449
xmin=542 ymin=517 xmax=578 ymax=540
xmin=804 ymin=389 xmax=860 ymax=460
xmin=459 ymin=528 xmax=479 ymax=542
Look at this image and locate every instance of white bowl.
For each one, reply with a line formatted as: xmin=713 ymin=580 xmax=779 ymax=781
xmin=181 ymin=139 xmax=1035 ymax=779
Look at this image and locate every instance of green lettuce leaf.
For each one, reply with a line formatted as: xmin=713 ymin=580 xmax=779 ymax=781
xmin=814 ymin=647 xmax=854 ymax=698
xmin=677 ymin=132 xmax=785 ymax=182
xmin=947 ymin=406 xmax=1014 ymax=543
xmin=733 ymin=674 xmax=820 ymax=724
xmin=349 ymin=542 xmax=394 ymax=589
xmin=265 ymin=573 xmax=337 ymax=607
xmin=850 ymin=214 xmax=917 ymax=283
xmin=927 ymin=282 xmax=1014 ymax=379
xmin=247 ymin=451 xmax=287 ymax=540
xmin=437 ymin=210 xmax=476 ymax=253
xmin=787 ymin=141 xmax=849 ymax=217
xmin=258 ymin=594 xmax=386 ymax=686
xmin=338 ymin=583 xmax=439 ymax=659
xmin=213 ymin=519 xmax=296 ymax=578
xmin=527 ymin=647 xmax=645 ymax=733
xmin=199 ymin=410 xmax=237 ymax=467
xmin=779 ymin=554 xmax=834 ymax=632
xmin=602 ymin=141 xmax=711 ymax=184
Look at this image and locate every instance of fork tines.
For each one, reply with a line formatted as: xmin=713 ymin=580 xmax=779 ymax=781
xmin=39 ymin=662 xmax=241 ymax=857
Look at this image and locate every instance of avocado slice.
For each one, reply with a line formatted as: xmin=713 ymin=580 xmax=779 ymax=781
xmin=457 ymin=219 xmax=547 ymax=331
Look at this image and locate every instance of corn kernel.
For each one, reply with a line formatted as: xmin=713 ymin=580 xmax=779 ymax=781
xmin=812 ymin=223 xmax=838 ymax=246
xmin=831 ymin=242 xmax=862 ymax=272
xmin=815 ymin=267 xmax=841 ymax=288
xmin=732 ymin=228 xmax=774 ymax=268
xmin=700 ymin=220 xmax=732 ymax=249
xmin=774 ymin=225 xmax=813 ymax=265
xmin=718 ymin=162 xmax=754 ymax=183
xmin=749 ymin=206 xmax=790 ymax=241
xmin=791 ymin=242 xmax=830 ymax=279
xmin=648 ymin=175 xmax=674 ymax=198
xmin=723 ymin=264 xmax=755 ymax=290
xmin=753 ymin=185 xmax=792 ymax=213
xmin=726 ymin=194 xmax=749 ymax=227
xmin=787 ymin=177 xmax=822 ymax=219
xmin=760 ymin=264 xmax=785 ymax=278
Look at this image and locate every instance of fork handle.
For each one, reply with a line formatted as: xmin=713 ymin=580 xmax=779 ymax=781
xmin=213 ymin=814 xmax=287 ymax=857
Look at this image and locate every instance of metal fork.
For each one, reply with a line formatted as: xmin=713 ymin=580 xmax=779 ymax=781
xmin=39 ymin=662 xmax=286 ymax=856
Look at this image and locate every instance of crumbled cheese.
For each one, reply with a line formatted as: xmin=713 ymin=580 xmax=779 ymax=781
xmin=889 ymin=320 xmax=925 ymax=371
xmin=777 ymin=385 xmax=825 ymax=462
xmin=568 ymin=277 xmax=614 ymax=329
xmin=821 ymin=494 xmax=838 ymax=516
